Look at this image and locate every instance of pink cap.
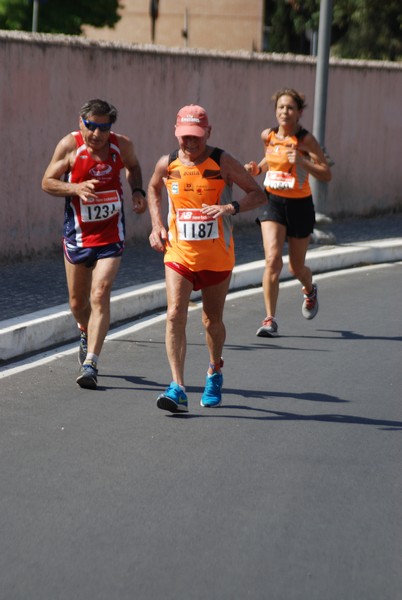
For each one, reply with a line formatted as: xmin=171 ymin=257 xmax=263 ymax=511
xmin=175 ymin=105 xmax=209 ymax=137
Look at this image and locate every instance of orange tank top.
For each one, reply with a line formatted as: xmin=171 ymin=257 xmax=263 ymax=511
xmin=264 ymin=127 xmax=311 ymax=198
xmin=164 ymin=148 xmax=235 ymax=272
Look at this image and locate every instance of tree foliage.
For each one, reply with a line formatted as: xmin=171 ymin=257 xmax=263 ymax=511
xmin=266 ymin=0 xmax=402 ymax=61
xmin=0 ymin=0 xmax=122 ymax=35
xmin=332 ymin=0 xmax=402 ymax=61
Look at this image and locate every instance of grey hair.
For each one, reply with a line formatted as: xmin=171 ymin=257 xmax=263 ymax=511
xmin=79 ymin=99 xmax=118 ymax=123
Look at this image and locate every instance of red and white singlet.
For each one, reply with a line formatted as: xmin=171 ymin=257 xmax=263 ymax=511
xmin=63 ymin=131 xmax=125 ymax=247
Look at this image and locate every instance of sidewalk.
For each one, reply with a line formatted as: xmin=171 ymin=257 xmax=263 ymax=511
xmin=1 ymin=213 xmax=402 ymax=363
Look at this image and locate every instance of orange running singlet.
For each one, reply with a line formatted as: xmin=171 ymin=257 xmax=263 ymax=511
xmin=264 ymin=127 xmax=311 ymax=198
xmin=164 ymin=148 xmax=235 ymax=272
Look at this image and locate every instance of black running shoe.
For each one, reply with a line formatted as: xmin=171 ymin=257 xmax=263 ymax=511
xmin=76 ymin=360 xmax=98 ymax=389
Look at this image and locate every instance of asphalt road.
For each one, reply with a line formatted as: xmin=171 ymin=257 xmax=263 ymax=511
xmin=1 ymin=263 xmax=401 ymax=600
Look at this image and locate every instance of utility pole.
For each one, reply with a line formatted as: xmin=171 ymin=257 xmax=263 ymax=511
xmin=32 ymin=0 xmax=39 ymax=32
xmin=311 ymin=0 xmax=335 ymax=242
xmin=182 ymin=7 xmax=189 ymax=47
xmin=150 ymin=0 xmax=159 ymax=43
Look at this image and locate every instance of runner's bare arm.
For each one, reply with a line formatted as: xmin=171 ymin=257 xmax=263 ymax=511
xmin=202 ymin=152 xmax=266 ymax=218
xmin=41 ymin=134 xmax=98 ymax=201
xmin=288 ymin=133 xmax=332 ymax=182
xmin=244 ymin=128 xmax=271 ymax=176
xmin=116 ymin=134 xmax=147 ymax=214
xmin=147 ymin=155 xmax=169 ymax=252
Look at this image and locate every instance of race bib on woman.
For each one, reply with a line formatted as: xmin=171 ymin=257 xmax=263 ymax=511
xmin=264 ymin=171 xmax=295 ymax=191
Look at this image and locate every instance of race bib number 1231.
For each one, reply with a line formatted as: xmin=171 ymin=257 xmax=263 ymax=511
xmin=80 ymin=190 xmax=121 ymax=222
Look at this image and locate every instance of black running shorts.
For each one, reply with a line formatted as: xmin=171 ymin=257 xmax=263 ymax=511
xmin=257 ymin=192 xmax=316 ymax=238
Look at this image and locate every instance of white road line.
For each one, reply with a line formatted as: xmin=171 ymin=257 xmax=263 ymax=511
xmin=0 ymin=263 xmax=398 ymax=379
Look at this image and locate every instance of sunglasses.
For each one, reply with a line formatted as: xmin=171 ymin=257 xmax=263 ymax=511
xmin=82 ymin=118 xmax=112 ymax=132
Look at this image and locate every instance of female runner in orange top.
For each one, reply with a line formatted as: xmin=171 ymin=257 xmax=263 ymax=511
xmin=245 ymin=88 xmax=332 ymax=337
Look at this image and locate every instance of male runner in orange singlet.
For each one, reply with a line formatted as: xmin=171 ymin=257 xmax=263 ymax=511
xmin=148 ymin=104 xmax=265 ymax=413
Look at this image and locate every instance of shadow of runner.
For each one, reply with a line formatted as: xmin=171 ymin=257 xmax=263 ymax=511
xmin=166 ymin=405 xmax=402 ymax=430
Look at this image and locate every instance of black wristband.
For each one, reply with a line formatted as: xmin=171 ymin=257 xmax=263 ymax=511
xmin=131 ymin=187 xmax=146 ymax=197
xmin=231 ymin=201 xmax=240 ymax=215
xmin=257 ymin=166 xmax=262 ymax=175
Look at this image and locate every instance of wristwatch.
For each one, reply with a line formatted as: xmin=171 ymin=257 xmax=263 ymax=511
xmin=231 ymin=201 xmax=240 ymax=215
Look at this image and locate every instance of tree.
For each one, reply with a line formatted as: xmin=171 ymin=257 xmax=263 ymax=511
xmin=332 ymin=0 xmax=402 ymax=61
xmin=0 ymin=0 xmax=122 ymax=35
xmin=265 ymin=0 xmax=402 ymax=61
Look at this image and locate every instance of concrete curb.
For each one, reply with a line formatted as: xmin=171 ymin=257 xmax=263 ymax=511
xmin=1 ymin=239 xmax=402 ymax=362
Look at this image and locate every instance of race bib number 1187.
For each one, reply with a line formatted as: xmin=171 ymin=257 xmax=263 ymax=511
xmin=176 ymin=208 xmax=219 ymax=241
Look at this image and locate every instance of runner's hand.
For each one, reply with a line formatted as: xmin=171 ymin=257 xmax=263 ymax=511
xmin=132 ymin=193 xmax=147 ymax=214
xmin=149 ymin=226 xmax=167 ymax=252
xmin=201 ymin=203 xmax=231 ymax=218
xmin=75 ymin=179 xmax=99 ymax=202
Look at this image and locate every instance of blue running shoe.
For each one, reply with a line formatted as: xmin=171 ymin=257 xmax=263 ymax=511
xmin=78 ymin=330 xmax=88 ymax=365
xmin=157 ymin=382 xmax=188 ymax=413
xmin=201 ymin=372 xmax=223 ymax=407
xmin=76 ymin=360 xmax=98 ymax=389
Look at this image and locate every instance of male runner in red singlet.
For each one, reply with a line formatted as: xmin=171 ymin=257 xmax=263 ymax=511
xmin=42 ymin=99 xmax=146 ymax=389
xmin=148 ymin=104 xmax=265 ymax=413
